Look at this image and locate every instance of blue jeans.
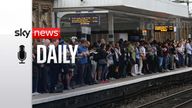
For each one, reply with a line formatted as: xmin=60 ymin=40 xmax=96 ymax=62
xmin=163 ymin=56 xmax=169 ymax=70
xmin=178 ymin=53 xmax=184 ymax=67
xmin=158 ymin=57 xmax=163 ymax=70
xmin=98 ymin=64 xmax=108 ymax=81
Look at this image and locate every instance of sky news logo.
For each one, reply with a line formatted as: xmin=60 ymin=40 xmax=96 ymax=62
xmin=32 ymin=28 xmax=61 ymax=39
xmin=15 ymin=28 xmax=77 ymax=64
xmin=15 ymin=28 xmax=61 ymax=39
xmin=31 ymin=28 xmax=77 ymax=64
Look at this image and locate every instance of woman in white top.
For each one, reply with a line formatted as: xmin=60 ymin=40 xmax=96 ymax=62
xmin=176 ymin=42 xmax=185 ymax=67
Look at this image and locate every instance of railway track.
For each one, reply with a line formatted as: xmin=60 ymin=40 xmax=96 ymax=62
xmin=173 ymin=99 xmax=192 ymax=108
xmin=137 ymin=88 xmax=192 ymax=108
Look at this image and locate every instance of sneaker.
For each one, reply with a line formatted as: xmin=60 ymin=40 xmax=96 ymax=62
xmin=66 ymin=86 xmax=72 ymax=90
xmin=93 ymin=80 xmax=99 ymax=84
xmin=32 ymin=92 xmax=40 ymax=96
xmin=138 ymin=72 xmax=144 ymax=75
xmin=131 ymin=73 xmax=137 ymax=76
xmin=104 ymin=80 xmax=109 ymax=83
xmin=165 ymin=69 xmax=170 ymax=72
xmin=100 ymin=80 xmax=105 ymax=83
xmin=109 ymin=77 xmax=116 ymax=80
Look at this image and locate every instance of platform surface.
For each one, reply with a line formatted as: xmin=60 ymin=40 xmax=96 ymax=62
xmin=32 ymin=67 xmax=192 ymax=105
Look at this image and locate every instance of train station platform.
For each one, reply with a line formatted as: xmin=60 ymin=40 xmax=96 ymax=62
xmin=33 ymin=68 xmax=192 ymax=108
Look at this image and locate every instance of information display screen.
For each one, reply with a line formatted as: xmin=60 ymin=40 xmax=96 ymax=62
xmin=70 ymin=15 xmax=100 ymax=26
xmin=154 ymin=26 xmax=174 ymax=32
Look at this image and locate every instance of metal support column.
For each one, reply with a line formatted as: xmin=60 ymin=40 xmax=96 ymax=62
xmin=108 ymin=13 xmax=114 ymax=43
xmin=176 ymin=18 xmax=181 ymax=40
xmin=151 ymin=21 xmax=155 ymax=40
xmin=140 ymin=18 xmax=145 ymax=40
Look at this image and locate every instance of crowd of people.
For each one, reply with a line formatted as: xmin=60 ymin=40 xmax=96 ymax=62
xmin=32 ymin=37 xmax=192 ymax=94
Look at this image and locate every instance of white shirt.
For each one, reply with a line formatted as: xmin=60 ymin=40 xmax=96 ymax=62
xmin=114 ymin=48 xmax=121 ymax=62
xmin=139 ymin=46 xmax=146 ymax=57
xmin=186 ymin=43 xmax=192 ymax=55
xmin=177 ymin=46 xmax=184 ymax=54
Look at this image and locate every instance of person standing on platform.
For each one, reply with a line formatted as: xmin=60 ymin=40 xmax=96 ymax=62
xmin=169 ymin=42 xmax=177 ymax=70
xmin=119 ymin=40 xmax=127 ymax=78
xmin=32 ymin=39 xmax=40 ymax=95
xmin=61 ymin=38 xmax=76 ymax=90
xmin=77 ymin=40 xmax=89 ymax=86
xmin=151 ymin=41 xmax=158 ymax=73
xmin=48 ymin=39 xmax=61 ymax=93
xmin=157 ymin=42 xmax=164 ymax=72
xmin=162 ymin=42 xmax=170 ymax=72
xmin=139 ymin=41 xmax=146 ymax=75
xmin=89 ymin=43 xmax=99 ymax=84
xmin=185 ymin=39 xmax=192 ymax=67
xmin=106 ymin=44 xmax=114 ymax=79
xmin=128 ymin=42 xmax=137 ymax=76
xmin=39 ymin=39 xmax=51 ymax=93
xmin=84 ymin=41 xmax=94 ymax=85
xmin=97 ymin=44 xmax=108 ymax=83
xmin=176 ymin=42 xmax=185 ymax=68
xmin=135 ymin=42 xmax=142 ymax=75
xmin=113 ymin=42 xmax=121 ymax=79
xmin=146 ymin=42 xmax=154 ymax=73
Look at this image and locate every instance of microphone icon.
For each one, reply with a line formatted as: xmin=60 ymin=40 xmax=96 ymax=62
xmin=18 ymin=45 xmax=27 ymax=64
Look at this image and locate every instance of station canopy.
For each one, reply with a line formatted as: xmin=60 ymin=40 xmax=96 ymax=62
xmin=54 ymin=0 xmax=189 ymax=19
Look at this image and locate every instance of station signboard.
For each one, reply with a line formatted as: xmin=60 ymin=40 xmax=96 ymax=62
xmin=154 ymin=25 xmax=174 ymax=32
xmin=81 ymin=26 xmax=91 ymax=34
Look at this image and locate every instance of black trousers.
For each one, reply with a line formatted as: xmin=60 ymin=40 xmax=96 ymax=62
xmin=84 ymin=63 xmax=94 ymax=84
xmin=49 ymin=64 xmax=60 ymax=92
xmin=77 ymin=64 xmax=86 ymax=85
xmin=187 ymin=54 xmax=192 ymax=67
